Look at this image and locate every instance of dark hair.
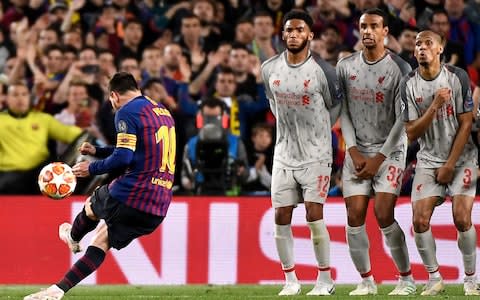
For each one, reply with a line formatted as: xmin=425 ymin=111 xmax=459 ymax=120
xmin=429 ymin=8 xmax=449 ymax=23
xmin=362 ymin=8 xmax=389 ymax=27
xmin=109 ymin=72 xmax=138 ymax=94
xmin=141 ymin=77 xmax=163 ymax=92
xmin=44 ymin=44 xmax=64 ymax=56
xmin=282 ymin=9 xmax=314 ymax=30
xmin=199 ymin=97 xmax=226 ymax=114
xmin=254 ymin=10 xmax=274 ymax=22
xmin=215 ymin=66 xmax=235 ymax=84
xmin=230 ymin=41 xmax=250 ymax=53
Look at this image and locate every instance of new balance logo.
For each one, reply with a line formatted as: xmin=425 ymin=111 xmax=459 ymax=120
xmin=273 ymin=80 xmax=280 ymax=87
xmin=349 ymin=75 xmax=357 ymax=80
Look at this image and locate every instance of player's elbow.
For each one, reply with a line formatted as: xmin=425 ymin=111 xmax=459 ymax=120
xmin=405 ymin=123 xmax=419 ymax=142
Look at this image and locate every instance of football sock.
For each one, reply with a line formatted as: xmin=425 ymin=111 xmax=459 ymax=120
xmin=57 ymin=246 xmax=106 ymax=292
xmin=381 ymin=221 xmax=411 ymax=275
xmin=346 ymin=224 xmax=371 ymax=275
xmin=307 ymin=219 xmax=332 ymax=282
xmin=71 ymin=208 xmax=99 ymax=242
xmin=457 ymin=225 xmax=477 ymax=276
xmin=414 ymin=227 xmax=439 ymax=273
xmin=275 ymin=224 xmax=297 ymax=282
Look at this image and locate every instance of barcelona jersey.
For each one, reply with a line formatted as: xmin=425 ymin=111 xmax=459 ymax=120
xmin=105 ymin=96 xmax=175 ymax=216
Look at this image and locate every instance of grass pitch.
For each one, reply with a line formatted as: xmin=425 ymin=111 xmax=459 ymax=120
xmin=0 ymin=284 xmax=474 ymax=299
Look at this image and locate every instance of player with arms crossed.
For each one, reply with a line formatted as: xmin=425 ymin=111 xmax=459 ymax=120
xmin=24 ymin=72 xmax=176 ymax=300
xmin=402 ymin=30 xmax=479 ymax=296
xmin=336 ymin=8 xmax=415 ymax=296
xmin=261 ymin=10 xmax=342 ymax=296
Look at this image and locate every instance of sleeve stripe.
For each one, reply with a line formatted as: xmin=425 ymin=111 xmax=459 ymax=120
xmin=117 ymin=144 xmax=136 ymax=151
xmin=117 ymin=133 xmax=137 ymax=139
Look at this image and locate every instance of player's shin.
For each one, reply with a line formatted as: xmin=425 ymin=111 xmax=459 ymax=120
xmin=458 ymin=225 xmax=477 ymax=276
xmin=274 ymin=224 xmax=297 ymax=282
xmin=381 ymin=221 xmax=412 ymax=278
xmin=57 ymin=246 xmax=106 ymax=293
xmin=308 ymin=219 xmax=332 ymax=282
xmin=346 ymin=224 xmax=371 ymax=276
xmin=414 ymin=227 xmax=439 ymax=275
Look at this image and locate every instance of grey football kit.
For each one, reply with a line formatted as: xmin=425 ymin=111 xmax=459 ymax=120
xmin=401 ymin=64 xmax=477 ymax=200
xmin=262 ymin=51 xmax=343 ymax=207
xmin=337 ymin=51 xmax=412 ymax=197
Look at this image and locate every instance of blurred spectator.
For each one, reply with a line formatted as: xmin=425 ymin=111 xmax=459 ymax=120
xmin=119 ymin=19 xmax=144 ymax=61
xmin=468 ymin=53 xmax=480 ymax=86
xmin=444 ymin=0 xmax=480 ymax=65
xmin=249 ymin=11 xmax=281 ymax=63
xmin=398 ymin=25 xmax=419 ymax=68
xmin=54 ymin=80 xmax=103 ymax=154
xmin=318 ymin=23 xmax=343 ymax=66
xmin=181 ymin=97 xmax=249 ymax=195
xmin=413 ymin=0 xmax=444 ymax=30
xmin=175 ymin=12 xmax=209 ymax=76
xmin=28 ymin=44 xmax=66 ymax=113
xmin=162 ymin=42 xmax=192 ymax=83
xmin=428 ymin=8 xmax=467 ymax=70
xmin=0 ymin=82 xmax=82 ymax=194
xmin=234 ymin=18 xmax=255 ymax=46
xmin=243 ymin=122 xmax=274 ymax=194
xmin=192 ymin=0 xmax=222 ymax=52
xmin=328 ymin=169 xmax=343 ymax=196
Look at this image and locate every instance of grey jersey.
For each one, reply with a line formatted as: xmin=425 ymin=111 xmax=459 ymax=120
xmin=337 ymin=51 xmax=411 ymax=154
xmin=261 ymin=51 xmax=343 ymax=169
xmin=401 ymin=64 xmax=477 ymax=168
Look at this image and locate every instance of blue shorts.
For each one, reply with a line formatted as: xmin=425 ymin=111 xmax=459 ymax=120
xmin=90 ymin=185 xmax=164 ymax=250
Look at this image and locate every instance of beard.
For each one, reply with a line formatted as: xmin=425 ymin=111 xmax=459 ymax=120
xmin=286 ymin=39 xmax=309 ymax=54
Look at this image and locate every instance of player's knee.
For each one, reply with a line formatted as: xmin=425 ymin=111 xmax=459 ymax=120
xmin=413 ymin=215 xmax=430 ymax=233
xmin=453 ymin=216 xmax=472 ymax=232
xmin=374 ymin=212 xmax=394 ymax=228
xmin=347 ymin=215 xmax=366 ymax=227
xmin=85 ymin=202 xmax=98 ymax=220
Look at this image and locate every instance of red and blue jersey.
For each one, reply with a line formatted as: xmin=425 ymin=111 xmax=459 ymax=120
xmin=89 ymin=95 xmax=176 ymax=216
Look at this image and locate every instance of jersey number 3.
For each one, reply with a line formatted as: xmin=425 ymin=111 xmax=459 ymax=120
xmin=155 ymin=126 xmax=176 ymax=174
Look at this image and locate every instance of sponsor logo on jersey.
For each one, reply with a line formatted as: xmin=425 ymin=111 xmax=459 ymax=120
xmin=349 ymin=75 xmax=357 ymax=80
xmin=378 ymin=76 xmax=385 ymax=84
xmin=273 ymin=80 xmax=280 ymax=87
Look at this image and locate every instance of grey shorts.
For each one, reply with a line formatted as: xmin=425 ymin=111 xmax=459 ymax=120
xmin=342 ymin=151 xmax=405 ymax=198
xmin=271 ymin=164 xmax=332 ymax=208
xmin=411 ymin=165 xmax=477 ymax=202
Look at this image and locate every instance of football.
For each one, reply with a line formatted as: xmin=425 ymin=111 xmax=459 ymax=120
xmin=38 ymin=162 xmax=77 ymax=199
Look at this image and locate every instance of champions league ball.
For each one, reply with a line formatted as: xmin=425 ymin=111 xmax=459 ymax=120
xmin=38 ymin=162 xmax=77 ymax=199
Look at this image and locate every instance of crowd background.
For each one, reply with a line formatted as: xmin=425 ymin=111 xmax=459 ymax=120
xmin=0 ymin=0 xmax=479 ymax=196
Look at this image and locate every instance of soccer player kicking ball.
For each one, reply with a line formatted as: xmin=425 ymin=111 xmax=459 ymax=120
xmin=24 ymin=72 xmax=176 ymax=300
xmin=401 ymin=30 xmax=480 ymax=296
xmin=261 ymin=10 xmax=343 ymax=296
xmin=336 ymin=8 xmax=415 ymax=296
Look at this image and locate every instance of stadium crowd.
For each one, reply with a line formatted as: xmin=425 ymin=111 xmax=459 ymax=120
xmin=0 ymin=0 xmax=479 ymax=196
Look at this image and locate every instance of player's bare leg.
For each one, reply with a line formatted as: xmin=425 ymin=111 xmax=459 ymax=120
xmin=375 ymin=192 xmax=416 ymax=295
xmin=413 ymin=197 xmax=445 ymax=296
xmin=275 ymin=206 xmax=301 ymax=296
xmin=304 ymin=202 xmax=335 ymax=296
xmin=345 ymin=195 xmax=377 ymax=295
xmin=452 ymin=195 xmax=480 ymax=295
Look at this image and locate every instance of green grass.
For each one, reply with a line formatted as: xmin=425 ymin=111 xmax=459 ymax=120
xmin=0 ymin=284 xmax=475 ymax=299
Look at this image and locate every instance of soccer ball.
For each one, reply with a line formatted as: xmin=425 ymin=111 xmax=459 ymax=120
xmin=38 ymin=162 xmax=77 ymax=199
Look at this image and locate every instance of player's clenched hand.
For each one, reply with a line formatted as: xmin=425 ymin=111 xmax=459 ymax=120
xmin=432 ymin=88 xmax=451 ymax=109
xmin=72 ymin=161 xmax=91 ymax=177
xmin=435 ymin=165 xmax=454 ymax=184
xmin=348 ymin=147 xmax=366 ymax=172
xmin=355 ymin=153 xmax=385 ymax=179
xmin=79 ymin=142 xmax=96 ymax=156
